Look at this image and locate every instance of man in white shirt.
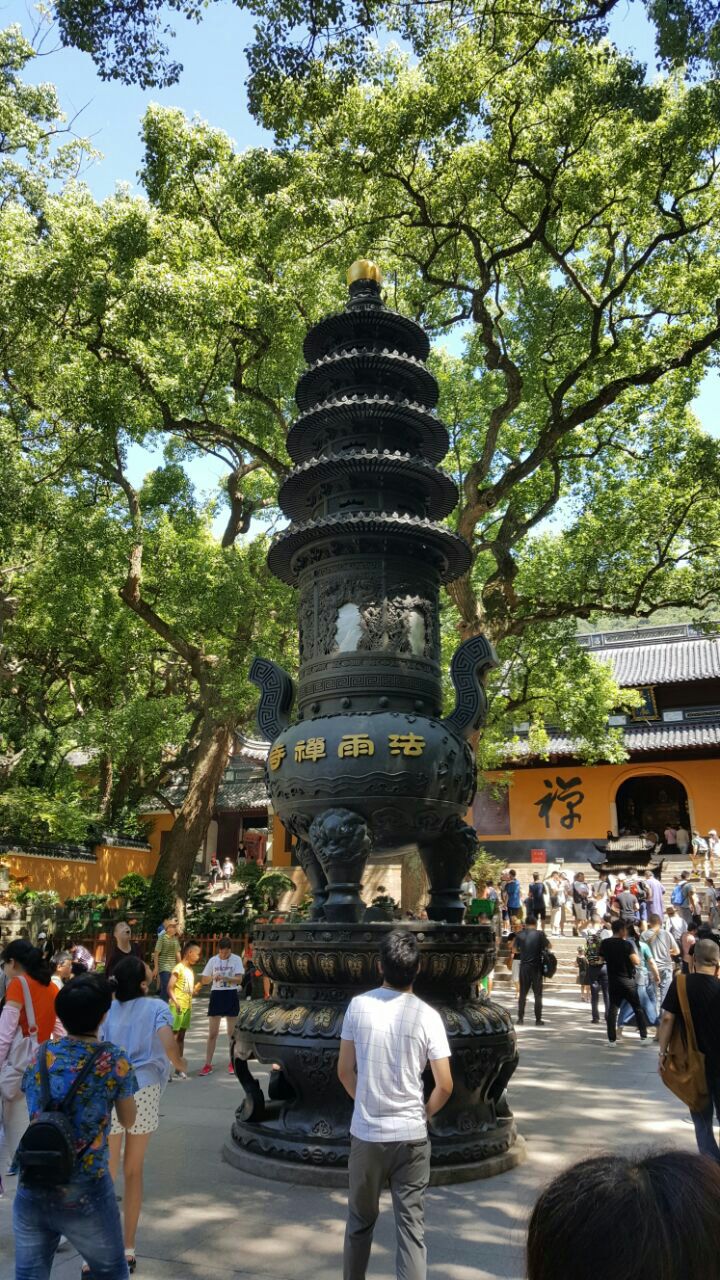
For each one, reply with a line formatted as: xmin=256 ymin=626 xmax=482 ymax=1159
xmin=198 ymin=938 xmax=244 ymax=1076
xmin=338 ymin=930 xmax=453 ymax=1280
xmin=460 ymin=875 xmax=477 ymax=906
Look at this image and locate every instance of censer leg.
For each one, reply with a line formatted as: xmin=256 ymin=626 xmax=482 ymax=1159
xmin=294 ymin=837 xmax=328 ymax=920
xmin=309 ymin=808 xmax=373 ymax=923
xmin=419 ymin=818 xmax=478 ymax=923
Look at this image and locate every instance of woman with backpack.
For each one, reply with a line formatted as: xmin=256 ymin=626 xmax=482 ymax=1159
xmin=0 ymin=939 xmax=62 ymax=1174
xmin=103 ymin=955 xmax=187 ymax=1274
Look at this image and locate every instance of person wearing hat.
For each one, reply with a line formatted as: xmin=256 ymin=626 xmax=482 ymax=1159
xmin=36 ymin=931 xmax=53 ymax=963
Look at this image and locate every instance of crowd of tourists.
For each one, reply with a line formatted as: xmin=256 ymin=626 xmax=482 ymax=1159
xmin=495 ymin=863 xmax=720 ymax=936
xmin=0 ymin=922 xmax=251 ymax=1278
xmin=502 ymin=863 xmax=720 ymax=1039
xmin=2 ymin=884 xmax=720 ymax=1279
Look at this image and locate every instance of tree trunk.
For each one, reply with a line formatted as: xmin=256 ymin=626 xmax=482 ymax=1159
xmin=152 ymin=717 xmax=234 ymax=927
xmin=108 ymin=761 xmax=134 ymax=826
xmin=98 ymin=755 xmax=113 ymax=821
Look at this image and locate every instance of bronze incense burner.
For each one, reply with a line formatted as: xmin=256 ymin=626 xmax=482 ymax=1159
xmin=227 ymin=261 xmax=522 ymax=1182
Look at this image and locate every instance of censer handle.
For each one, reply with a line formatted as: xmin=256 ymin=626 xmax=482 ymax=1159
xmin=249 ymin=657 xmax=295 ymax=740
xmin=442 ymin=634 xmax=498 ymax=740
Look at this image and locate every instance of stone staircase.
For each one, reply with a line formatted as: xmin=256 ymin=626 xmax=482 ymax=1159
xmin=493 ymin=932 xmax=580 ymax=986
xmin=491 ymin=859 xmax=684 ymax=988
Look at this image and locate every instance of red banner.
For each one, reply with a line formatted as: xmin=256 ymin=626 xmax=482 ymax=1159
xmin=530 ymin=848 xmax=547 ymax=864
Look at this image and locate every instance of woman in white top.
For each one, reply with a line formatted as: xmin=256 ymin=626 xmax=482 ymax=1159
xmin=50 ymin=950 xmax=73 ymax=989
xmin=103 ymin=956 xmax=186 ymax=1273
xmin=546 ymin=874 xmax=562 ymax=936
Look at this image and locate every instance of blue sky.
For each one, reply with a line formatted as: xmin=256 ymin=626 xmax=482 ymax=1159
xmin=3 ymin=0 xmax=718 ymax=509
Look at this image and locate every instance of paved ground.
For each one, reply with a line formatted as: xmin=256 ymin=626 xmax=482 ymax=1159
xmin=0 ymin=979 xmax=697 ymax=1279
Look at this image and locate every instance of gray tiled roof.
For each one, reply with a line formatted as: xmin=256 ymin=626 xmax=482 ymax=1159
xmin=139 ymin=764 xmax=268 ymax=815
xmin=509 ymin=721 xmax=720 ymax=760
xmin=138 ymin=732 xmax=270 ymax=814
xmin=596 ymin=636 xmax=720 ymax=686
xmin=215 ymin=771 xmax=267 ymax=812
xmin=576 ymin=626 xmax=720 ymax=686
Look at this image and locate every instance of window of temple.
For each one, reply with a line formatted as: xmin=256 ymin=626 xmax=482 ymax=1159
xmin=334 ymin=602 xmax=365 ymax=651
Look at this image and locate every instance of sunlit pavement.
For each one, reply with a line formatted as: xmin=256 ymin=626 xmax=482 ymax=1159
xmin=0 ymin=982 xmax=696 ymax=1279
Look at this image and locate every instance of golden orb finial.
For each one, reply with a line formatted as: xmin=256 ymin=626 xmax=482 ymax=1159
xmin=347 ymin=258 xmax=382 ymax=286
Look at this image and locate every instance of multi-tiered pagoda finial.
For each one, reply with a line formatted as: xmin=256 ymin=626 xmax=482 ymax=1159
xmin=250 ymin=262 xmax=497 ymax=922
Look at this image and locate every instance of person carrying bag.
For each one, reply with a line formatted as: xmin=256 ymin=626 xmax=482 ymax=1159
xmin=658 ymin=938 xmax=720 ymax=1160
xmin=0 ymin=939 xmax=61 ymax=1175
xmin=0 ymin=975 xmax=39 ymax=1102
xmin=659 ymin=974 xmax=707 ymax=1113
xmin=14 ymin=1043 xmax=103 ymax=1186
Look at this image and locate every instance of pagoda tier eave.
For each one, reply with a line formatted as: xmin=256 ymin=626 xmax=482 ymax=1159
xmin=266 ymin=512 xmax=472 ymax=585
xmin=295 ymin=349 xmax=439 ymax=413
xmin=286 ymin=395 xmax=449 ymax=465
xmin=302 ymin=304 xmax=431 ymax=365
xmin=277 ymin=450 xmax=459 ymax=522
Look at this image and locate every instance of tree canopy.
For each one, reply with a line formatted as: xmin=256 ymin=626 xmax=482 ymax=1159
xmin=47 ymin=0 xmax=720 ymax=102
xmin=2 ymin=14 xmax=720 ymax=901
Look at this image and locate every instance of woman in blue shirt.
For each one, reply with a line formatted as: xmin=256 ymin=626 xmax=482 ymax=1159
xmin=103 ymin=957 xmax=186 ymax=1273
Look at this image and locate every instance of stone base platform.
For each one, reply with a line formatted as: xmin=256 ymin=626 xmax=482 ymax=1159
xmin=222 ymin=1133 xmax=527 ymax=1187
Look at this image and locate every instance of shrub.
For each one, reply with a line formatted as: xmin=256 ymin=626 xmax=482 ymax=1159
xmin=115 ymin=873 xmax=151 ymax=907
xmin=470 ymin=848 xmax=506 ymax=889
xmin=233 ymin=860 xmax=263 ymax=886
xmin=256 ymin=871 xmax=294 ymax=910
xmin=369 ymin=890 xmax=398 ymax=920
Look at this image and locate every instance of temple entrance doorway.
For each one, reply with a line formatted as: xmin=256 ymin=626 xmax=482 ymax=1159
xmin=615 ymin=774 xmax=690 ymax=839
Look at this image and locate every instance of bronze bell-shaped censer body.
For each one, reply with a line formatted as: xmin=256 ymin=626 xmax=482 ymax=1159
xmin=251 ymin=259 xmax=497 ymax=922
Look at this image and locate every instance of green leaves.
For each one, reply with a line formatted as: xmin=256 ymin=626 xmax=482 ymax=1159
xmin=3 ymin=16 xmax=720 ymax=810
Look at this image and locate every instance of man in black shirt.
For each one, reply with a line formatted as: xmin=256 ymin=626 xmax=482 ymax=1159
xmin=599 ymin=920 xmax=649 ymax=1043
xmin=659 ymin=937 xmax=720 ymax=1161
xmin=513 ymin=916 xmax=550 ymax=1027
xmin=527 ymin=873 xmax=547 ymax=924
xmin=616 ymin=883 xmax=639 ymax=926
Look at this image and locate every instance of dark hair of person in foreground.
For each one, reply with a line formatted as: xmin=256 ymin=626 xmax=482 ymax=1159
xmin=55 ymin=973 xmax=114 ymax=1035
xmin=527 ymin=1150 xmax=720 ymax=1280
xmin=379 ymin=930 xmax=421 ymax=989
xmin=111 ymin=954 xmax=148 ymax=1002
xmin=1 ymin=938 xmax=51 ymax=985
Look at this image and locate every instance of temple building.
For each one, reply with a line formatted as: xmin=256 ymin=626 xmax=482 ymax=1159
xmin=474 ymin=624 xmax=720 ymax=864
xmin=141 ymin=735 xmax=288 ymax=868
